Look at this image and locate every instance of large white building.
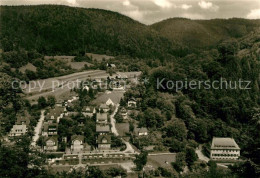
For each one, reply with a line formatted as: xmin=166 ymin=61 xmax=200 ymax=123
xmin=210 ymin=137 xmax=240 ymax=160
xmin=9 ymin=125 xmax=27 ymax=137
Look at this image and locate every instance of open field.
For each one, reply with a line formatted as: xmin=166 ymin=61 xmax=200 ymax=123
xmin=116 ymin=123 xmax=130 ymax=136
xmin=25 ymin=70 xmax=107 ymax=103
xmin=24 ymin=70 xmax=141 ymax=104
xmin=146 ymin=153 xmax=176 ymax=170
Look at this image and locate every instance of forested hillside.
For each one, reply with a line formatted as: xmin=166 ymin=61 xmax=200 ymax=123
xmin=0 ymin=5 xmax=183 ymax=59
xmin=119 ymin=29 xmax=260 ymax=176
xmin=151 ymin=18 xmax=260 ymax=49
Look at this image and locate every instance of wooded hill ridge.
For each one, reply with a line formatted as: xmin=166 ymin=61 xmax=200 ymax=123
xmin=1 ymin=5 xmax=260 ymax=58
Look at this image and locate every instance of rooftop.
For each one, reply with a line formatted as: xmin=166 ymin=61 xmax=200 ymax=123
xmin=10 ymin=125 xmax=27 ymax=132
xmin=97 ymin=135 xmax=111 ymax=144
xmin=96 ymin=124 xmax=110 ymax=132
xmin=93 ymin=91 xmax=124 ymax=105
xmin=46 ymin=107 xmax=64 ymax=119
xmin=16 ymin=116 xmax=30 ymax=126
xmin=100 ymin=103 xmax=109 ymax=109
xmin=211 ymin=137 xmax=240 ymax=150
xmin=96 ymin=113 xmax=107 ymax=121
xmin=44 ymin=136 xmax=58 ymax=145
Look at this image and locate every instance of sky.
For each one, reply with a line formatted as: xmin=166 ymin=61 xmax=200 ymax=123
xmin=1 ymin=0 xmax=260 ymax=24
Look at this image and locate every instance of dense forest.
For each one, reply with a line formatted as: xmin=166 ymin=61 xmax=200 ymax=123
xmin=151 ymin=18 xmax=260 ymax=49
xmin=0 ymin=5 xmax=183 ymax=59
xmin=0 ymin=5 xmax=259 ymax=177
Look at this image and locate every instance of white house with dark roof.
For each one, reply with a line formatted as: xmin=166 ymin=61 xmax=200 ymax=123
xmin=44 ymin=136 xmax=58 ymax=151
xmin=210 ymin=137 xmax=240 ymax=160
xmin=120 ymin=107 xmax=128 ymax=119
xmin=9 ymin=125 xmax=27 ymax=137
xmin=71 ymin=135 xmax=85 ymax=153
xmin=128 ymin=98 xmax=137 ymax=108
xmin=97 ymin=135 xmax=111 ymax=150
xmin=135 ymin=127 xmax=148 ymax=136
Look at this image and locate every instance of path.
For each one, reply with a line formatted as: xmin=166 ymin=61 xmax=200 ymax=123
xmin=110 ymin=104 xmax=119 ymax=136
xmin=31 ymin=110 xmax=45 ymax=147
xmin=110 ymin=104 xmax=136 ymax=153
xmin=196 ymin=145 xmax=210 ymax=162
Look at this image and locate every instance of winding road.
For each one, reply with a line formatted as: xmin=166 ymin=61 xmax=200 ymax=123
xmin=110 ymin=104 xmax=136 ymax=153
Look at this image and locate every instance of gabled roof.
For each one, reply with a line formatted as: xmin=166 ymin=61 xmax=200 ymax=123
xmin=97 ymin=135 xmax=111 ymax=144
xmin=211 ymin=137 xmax=240 ymax=150
xmin=71 ymin=135 xmax=85 ymax=142
xmin=96 ymin=113 xmax=107 ymax=121
xmin=100 ymin=104 xmax=109 ymax=109
xmin=82 ymin=106 xmax=96 ymax=113
xmin=128 ymin=97 xmax=136 ymax=102
xmin=93 ymin=91 xmax=124 ymax=105
xmin=46 ymin=107 xmax=64 ymax=119
xmin=44 ymin=136 xmax=58 ymax=145
xmin=136 ymin=127 xmax=148 ymax=134
xmin=121 ymin=107 xmax=127 ymax=113
xmin=106 ymin=98 xmax=114 ymax=106
xmin=96 ymin=124 xmax=110 ymax=132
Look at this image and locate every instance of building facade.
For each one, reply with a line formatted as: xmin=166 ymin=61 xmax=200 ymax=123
xmin=210 ymin=137 xmax=240 ymax=160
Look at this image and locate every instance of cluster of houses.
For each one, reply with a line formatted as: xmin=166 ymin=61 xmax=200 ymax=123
xmin=38 ymin=94 xmax=118 ymax=153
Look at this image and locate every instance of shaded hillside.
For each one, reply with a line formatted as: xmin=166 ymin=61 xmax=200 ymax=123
xmin=151 ymin=18 xmax=260 ymax=49
xmin=0 ymin=5 xmax=185 ymax=59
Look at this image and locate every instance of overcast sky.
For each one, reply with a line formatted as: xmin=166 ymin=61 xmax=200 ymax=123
xmin=1 ymin=0 xmax=260 ymax=24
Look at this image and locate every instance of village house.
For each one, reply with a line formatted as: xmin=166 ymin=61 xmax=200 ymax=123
xmin=128 ymin=98 xmax=137 ymax=108
xmin=97 ymin=135 xmax=111 ymax=150
xmin=9 ymin=125 xmax=27 ymax=137
xmin=44 ymin=136 xmax=58 ymax=151
xmin=120 ymin=107 xmax=128 ymax=119
xmin=45 ymin=107 xmax=64 ymax=123
xmin=96 ymin=113 xmax=108 ymax=124
xmin=96 ymin=124 xmax=110 ymax=135
xmin=82 ymin=106 xmax=96 ymax=117
xmin=94 ymin=91 xmax=123 ymax=107
xmin=135 ymin=127 xmax=148 ymax=136
xmin=42 ymin=123 xmax=58 ymax=136
xmin=71 ymin=135 xmax=85 ymax=153
xmin=56 ymin=99 xmax=64 ymax=107
xmin=99 ymin=104 xmax=109 ymax=112
xmin=106 ymin=63 xmax=116 ymax=68
xmin=210 ymin=137 xmax=240 ymax=160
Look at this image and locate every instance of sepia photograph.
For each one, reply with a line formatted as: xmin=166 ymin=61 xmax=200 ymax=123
xmin=0 ymin=0 xmax=259 ymax=177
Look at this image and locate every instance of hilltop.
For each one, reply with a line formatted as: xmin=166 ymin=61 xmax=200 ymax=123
xmin=151 ymin=18 xmax=260 ymax=49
